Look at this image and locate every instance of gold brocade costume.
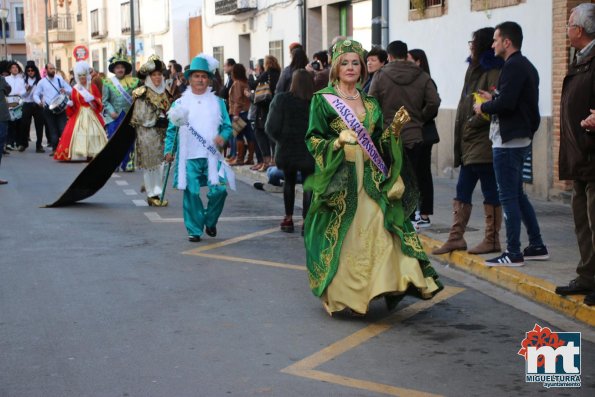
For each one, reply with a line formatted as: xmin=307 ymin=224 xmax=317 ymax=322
xmin=321 ymin=144 xmax=440 ymax=314
xmin=130 ymin=86 xmax=171 ymax=170
xmin=304 ymin=86 xmax=443 ymax=315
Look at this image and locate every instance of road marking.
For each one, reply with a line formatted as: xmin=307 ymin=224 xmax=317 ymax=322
xmin=123 ymin=189 xmax=137 ymax=196
xmin=111 ymin=174 xmax=121 ymax=178
xmin=184 ymin=226 xmax=280 ymax=254
xmin=183 ymin=225 xmax=462 ymax=396
xmin=115 ymin=180 xmax=129 ymax=186
xmin=281 ymin=286 xmax=464 ymax=397
xmin=190 ymin=252 xmax=304 ymax=271
xmin=145 ymin=211 xmax=283 ymax=223
xmin=132 ymin=199 xmax=148 ymax=207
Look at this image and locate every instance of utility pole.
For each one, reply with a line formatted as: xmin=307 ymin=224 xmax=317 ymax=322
xmin=372 ymin=0 xmax=381 ymax=47
xmin=130 ymin=0 xmax=136 ymax=76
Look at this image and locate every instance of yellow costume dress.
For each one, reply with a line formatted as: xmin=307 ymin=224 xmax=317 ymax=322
xmin=304 ymin=87 xmax=442 ymax=315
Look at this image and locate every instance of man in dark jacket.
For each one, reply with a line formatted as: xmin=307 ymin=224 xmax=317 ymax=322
xmin=474 ymin=21 xmax=548 ymax=267
xmin=369 ymin=40 xmax=440 ymax=227
xmin=555 ymin=3 xmax=595 ymax=306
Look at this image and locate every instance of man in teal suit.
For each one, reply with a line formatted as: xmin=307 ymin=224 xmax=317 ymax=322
xmin=164 ymin=54 xmax=233 ymax=242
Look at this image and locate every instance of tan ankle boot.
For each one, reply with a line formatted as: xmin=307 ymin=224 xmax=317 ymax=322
xmin=229 ymin=141 xmax=245 ymax=166
xmin=432 ymin=200 xmax=472 ymax=255
xmin=468 ymin=204 xmax=502 ymax=254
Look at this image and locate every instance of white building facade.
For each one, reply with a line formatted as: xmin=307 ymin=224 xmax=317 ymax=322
xmin=86 ymin=0 xmax=201 ymax=75
xmin=387 ymin=0 xmax=555 ymax=198
xmin=201 ymin=0 xmax=303 ymax=69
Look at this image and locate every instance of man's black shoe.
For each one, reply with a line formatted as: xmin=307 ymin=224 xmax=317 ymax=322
xmin=188 ymin=236 xmax=201 ymax=242
xmin=36 ymin=147 xmax=45 ymax=153
xmin=555 ymin=279 xmax=593 ymax=296
xmin=584 ymin=292 xmax=595 ymax=306
xmin=253 ymin=182 xmax=264 ymax=191
xmin=205 ymin=226 xmax=217 ymax=237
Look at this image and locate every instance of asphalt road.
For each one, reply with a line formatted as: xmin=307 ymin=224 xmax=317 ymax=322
xmin=1 ymin=149 xmax=594 ymax=397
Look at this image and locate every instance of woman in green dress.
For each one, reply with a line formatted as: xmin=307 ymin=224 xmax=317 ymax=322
xmin=304 ymin=39 xmax=443 ymax=315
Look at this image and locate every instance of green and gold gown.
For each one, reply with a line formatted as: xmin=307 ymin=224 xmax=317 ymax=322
xmin=304 ymin=86 xmax=443 ymax=315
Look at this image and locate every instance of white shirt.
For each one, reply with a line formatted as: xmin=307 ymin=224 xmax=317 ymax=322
xmin=32 ymin=75 xmax=72 ymax=106
xmin=22 ymin=77 xmax=40 ymax=103
xmin=489 ymin=116 xmax=531 ymax=149
xmin=5 ymin=74 xmax=26 ymax=104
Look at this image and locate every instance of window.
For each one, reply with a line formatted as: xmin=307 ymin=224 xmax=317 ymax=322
xmin=15 ymin=6 xmax=25 ymax=31
xmin=213 ymin=46 xmax=224 ymax=78
xmin=121 ymin=0 xmax=140 ymax=34
xmin=91 ymin=9 xmax=107 ymax=38
xmin=0 ymin=21 xmax=9 ymax=39
xmin=409 ymin=0 xmax=445 ymax=20
xmin=77 ymin=0 xmax=83 ymax=22
xmin=471 ymin=0 xmax=522 ymax=12
xmin=269 ymin=40 xmax=283 ymax=68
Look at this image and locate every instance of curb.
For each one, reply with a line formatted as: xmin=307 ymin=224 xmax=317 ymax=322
xmin=419 ymin=235 xmax=595 ymax=327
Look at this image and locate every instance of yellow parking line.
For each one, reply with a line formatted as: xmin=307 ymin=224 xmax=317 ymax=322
xmin=183 ymin=226 xmax=280 ymax=254
xmin=181 ymin=225 xmax=463 ymax=396
xmin=192 ymin=252 xmax=305 ymax=271
xmin=282 ymin=286 xmax=464 ymax=396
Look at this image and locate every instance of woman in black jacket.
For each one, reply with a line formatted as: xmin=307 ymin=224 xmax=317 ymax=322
xmin=265 ymin=69 xmax=315 ymax=233
xmin=250 ymin=55 xmax=281 ymax=171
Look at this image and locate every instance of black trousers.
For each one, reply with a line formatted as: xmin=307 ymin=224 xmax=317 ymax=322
xmin=282 ymin=165 xmax=314 ymax=218
xmin=42 ymin=108 xmax=67 ymax=150
xmin=255 ymin=126 xmax=274 ymax=159
xmin=6 ymin=119 xmax=20 ymax=147
xmin=404 ymin=141 xmax=434 ymax=215
xmin=20 ymin=103 xmax=46 ymax=149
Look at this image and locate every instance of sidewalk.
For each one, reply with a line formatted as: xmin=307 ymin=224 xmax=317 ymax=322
xmin=233 ymin=165 xmax=594 ymax=326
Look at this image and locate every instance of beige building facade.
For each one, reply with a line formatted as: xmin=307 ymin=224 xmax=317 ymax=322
xmin=1 ymin=0 xmax=27 ymax=63
xmin=24 ymin=0 xmax=88 ymax=77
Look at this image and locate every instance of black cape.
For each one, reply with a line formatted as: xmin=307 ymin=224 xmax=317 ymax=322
xmin=45 ymin=109 xmax=136 ymax=207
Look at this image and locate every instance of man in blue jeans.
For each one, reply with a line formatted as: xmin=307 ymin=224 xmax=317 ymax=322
xmin=474 ymin=21 xmax=549 ymax=266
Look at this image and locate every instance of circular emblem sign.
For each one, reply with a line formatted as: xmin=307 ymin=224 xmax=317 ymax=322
xmin=73 ymin=45 xmax=89 ymax=61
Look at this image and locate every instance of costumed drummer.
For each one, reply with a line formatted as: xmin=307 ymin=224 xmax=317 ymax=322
xmin=33 ymin=62 xmax=72 ymax=156
xmin=102 ymin=50 xmax=140 ymax=171
xmin=130 ymin=55 xmax=172 ymax=206
xmin=164 ymin=54 xmax=233 ymax=242
xmin=304 ymin=39 xmax=443 ymax=316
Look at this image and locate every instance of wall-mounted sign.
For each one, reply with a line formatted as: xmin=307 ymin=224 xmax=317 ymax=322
xmin=73 ymin=45 xmax=89 ymax=61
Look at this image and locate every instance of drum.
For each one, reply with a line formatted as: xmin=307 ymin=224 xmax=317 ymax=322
xmin=7 ymin=95 xmax=23 ymax=121
xmin=48 ymin=94 xmax=69 ymax=114
xmin=9 ymin=104 xmax=23 ymax=121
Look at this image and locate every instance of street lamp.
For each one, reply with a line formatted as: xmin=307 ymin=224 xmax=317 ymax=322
xmin=0 ymin=8 xmax=8 ymax=60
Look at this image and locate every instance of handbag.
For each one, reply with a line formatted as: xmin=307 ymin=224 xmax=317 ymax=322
xmin=232 ymin=117 xmax=247 ymax=136
xmin=422 ymin=120 xmax=440 ymax=145
xmin=253 ymin=81 xmax=272 ymax=103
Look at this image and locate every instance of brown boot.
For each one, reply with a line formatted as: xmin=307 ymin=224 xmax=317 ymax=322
xmin=246 ymin=141 xmax=255 ymax=165
xmin=229 ymin=141 xmax=245 ymax=166
xmin=468 ymin=204 xmax=502 ymax=254
xmin=432 ymin=200 xmax=472 ymax=255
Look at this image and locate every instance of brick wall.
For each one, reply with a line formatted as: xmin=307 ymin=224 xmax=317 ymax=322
xmin=551 ymin=0 xmax=585 ymax=191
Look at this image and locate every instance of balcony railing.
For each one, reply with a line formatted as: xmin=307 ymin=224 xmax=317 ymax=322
xmin=215 ymin=0 xmax=257 ymax=16
xmin=47 ymin=13 xmax=74 ymax=43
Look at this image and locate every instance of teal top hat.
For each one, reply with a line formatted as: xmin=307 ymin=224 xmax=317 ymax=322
xmin=185 ymin=53 xmax=219 ymax=80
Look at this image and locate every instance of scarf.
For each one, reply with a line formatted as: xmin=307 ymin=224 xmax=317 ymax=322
xmin=176 ymin=89 xmax=225 ymax=189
